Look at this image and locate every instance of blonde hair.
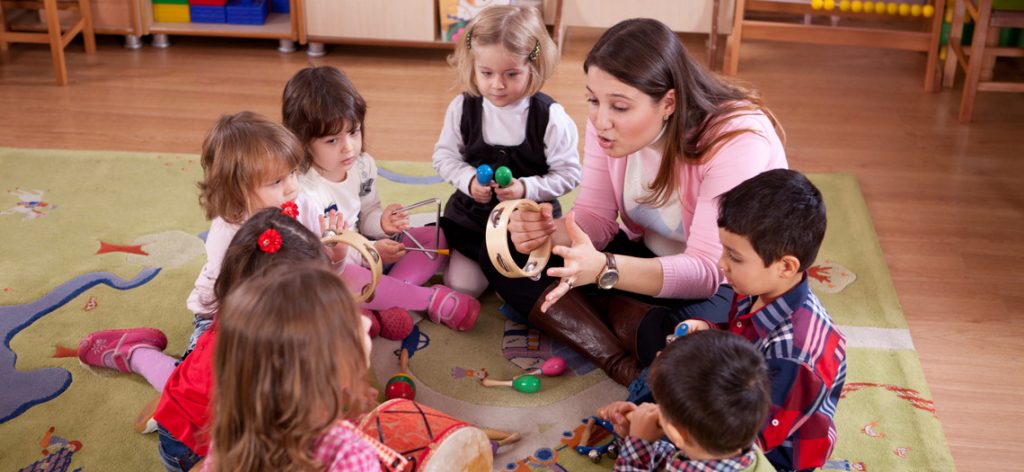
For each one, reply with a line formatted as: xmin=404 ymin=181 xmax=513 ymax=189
xmin=448 ymin=5 xmax=558 ymax=97
xmin=197 ymin=111 xmax=304 ymax=225
xmin=209 ymin=263 xmax=371 ymax=472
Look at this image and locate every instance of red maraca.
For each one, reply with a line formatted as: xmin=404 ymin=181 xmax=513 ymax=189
xmin=385 ymin=348 xmax=416 ymax=400
xmin=526 ymin=356 xmax=566 ymax=377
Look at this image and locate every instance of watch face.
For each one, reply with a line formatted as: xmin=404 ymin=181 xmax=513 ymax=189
xmin=598 ymin=270 xmax=619 ymax=289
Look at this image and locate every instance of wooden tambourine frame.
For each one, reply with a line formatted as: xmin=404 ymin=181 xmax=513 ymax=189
xmin=485 ymin=199 xmax=552 ymax=279
xmin=321 ymin=230 xmax=382 ymax=303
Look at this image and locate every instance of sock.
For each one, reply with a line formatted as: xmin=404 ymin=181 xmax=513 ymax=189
xmin=386 ymin=226 xmax=448 ymax=285
xmin=129 ymin=348 xmax=178 ymax=393
xmin=443 ymin=250 xmax=488 ymax=298
xmin=340 ymin=263 xmax=432 ymax=311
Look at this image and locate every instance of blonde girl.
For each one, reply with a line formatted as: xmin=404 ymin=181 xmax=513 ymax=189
xmin=432 ymin=5 xmax=581 ymax=303
xmin=188 ymin=111 xmax=343 ymax=347
xmin=203 ymin=263 xmax=379 ymax=471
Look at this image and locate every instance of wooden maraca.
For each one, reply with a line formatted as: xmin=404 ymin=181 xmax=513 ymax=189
xmin=481 ymin=374 xmax=541 ymax=393
xmin=384 ymin=348 xmax=415 ymax=400
xmin=522 ymin=356 xmax=567 ymax=377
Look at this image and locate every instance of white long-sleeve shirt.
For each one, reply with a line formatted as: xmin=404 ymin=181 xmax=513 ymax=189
xmin=432 ymin=94 xmax=581 ymax=201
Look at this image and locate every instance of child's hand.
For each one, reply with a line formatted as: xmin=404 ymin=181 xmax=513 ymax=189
xmin=374 ymin=239 xmax=406 ymax=264
xmin=628 ymin=403 xmax=664 ymax=443
xmin=319 ymin=210 xmax=349 ymax=262
xmin=469 ymin=178 xmax=494 ymax=204
xmin=597 ymin=401 xmax=637 ymax=438
xmin=494 ymin=178 xmax=525 ymax=201
xmin=680 ymin=320 xmax=711 ymax=335
xmin=381 ymin=203 xmax=410 ymax=235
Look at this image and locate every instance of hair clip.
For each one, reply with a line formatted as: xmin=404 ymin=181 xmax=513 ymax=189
xmin=465 ymin=29 xmax=473 ymax=50
xmin=281 ymin=201 xmax=299 ymax=219
xmin=528 ymin=40 xmax=540 ymax=62
xmin=258 ymin=228 xmax=283 ymax=254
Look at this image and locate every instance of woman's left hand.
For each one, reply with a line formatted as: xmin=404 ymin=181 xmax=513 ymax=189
xmin=381 ymin=203 xmax=410 ymax=235
xmin=541 ymin=212 xmax=606 ymax=312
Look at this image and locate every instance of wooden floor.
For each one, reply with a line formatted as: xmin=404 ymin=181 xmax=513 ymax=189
xmin=2 ymin=28 xmax=1022 ymax=471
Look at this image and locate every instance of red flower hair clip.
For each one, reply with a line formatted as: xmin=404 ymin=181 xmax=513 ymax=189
xmin=258 ymin=228 xmax=283 ymax=253
xmin=281 ymin=201 xmax=299 ymax=219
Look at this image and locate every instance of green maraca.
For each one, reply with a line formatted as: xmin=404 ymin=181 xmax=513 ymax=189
xmin=481 ymin=373 xmax=541 ymax=393
xmin=494 ymin=166 xmax=514 ymax=187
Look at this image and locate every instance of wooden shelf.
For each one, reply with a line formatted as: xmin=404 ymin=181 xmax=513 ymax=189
xmin=148 ymin=12 xmax=293 ymax=39
xmin=305 ymin=35 xmax=457 ymax=49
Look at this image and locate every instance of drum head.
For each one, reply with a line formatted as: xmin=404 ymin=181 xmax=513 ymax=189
xmin=421 ymin=426 xmax=492 ymax=472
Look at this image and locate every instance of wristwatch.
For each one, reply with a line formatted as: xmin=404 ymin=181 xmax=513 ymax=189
xmin=596 ymin=253 xmax=619 ymax=290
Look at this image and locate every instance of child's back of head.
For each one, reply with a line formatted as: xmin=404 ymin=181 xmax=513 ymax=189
xmin=198 ymin=111 xmax=304 ymax=224
xmin=210 ymin=262 xmax=370 ymax=471
xmin=213 ymin=206 xmax=330 ymax=303
xmin=649 ymin=330 xmax=771 ymax=456
xmin=717 ymin=169 xmax=826 ymax=271
xmin=449 ymin=5 xmax=558 ymax=98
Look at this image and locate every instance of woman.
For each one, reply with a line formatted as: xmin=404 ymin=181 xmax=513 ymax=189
xmin=482 ymin=18 xmax=787 ymax=385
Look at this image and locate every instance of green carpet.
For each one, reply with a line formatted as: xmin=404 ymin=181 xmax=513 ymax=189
xmin=0 ymin=147 xmax=954 ymax=471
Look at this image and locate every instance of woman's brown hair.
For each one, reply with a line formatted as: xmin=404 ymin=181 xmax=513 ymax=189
xmin=584 ymin=18 xmax=785 ymax=207
xmin=282 ymin=66 xmax=368 ymax=172
xmin=197 ymin=111 xmax=304 ymax=224
xmin=448 ymin=5 xmax=558 ymax=97
xmin=210 ymin=263 xmax=370 ymax=471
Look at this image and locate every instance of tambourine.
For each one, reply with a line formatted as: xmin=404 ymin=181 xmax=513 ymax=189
xmin=321 ymin=230 xmax=382 ymax=303
xmin=485 ymin=199 xmax=552 ymax=279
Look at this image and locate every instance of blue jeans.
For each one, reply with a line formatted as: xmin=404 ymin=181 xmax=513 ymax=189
xmin=180 ymin=315 xmax=214 ymax=361
xmin=157 ymin=424 xmax=202 ymax=472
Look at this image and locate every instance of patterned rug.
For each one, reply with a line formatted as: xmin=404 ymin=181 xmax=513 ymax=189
xmin=0 ymin=147 xmax=954 ymax=471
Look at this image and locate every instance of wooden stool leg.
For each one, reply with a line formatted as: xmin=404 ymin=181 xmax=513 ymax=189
xmin=960 ymin=0 xmax=993 ymax=122
xmin=979 ymin=25 xmax=998 ymax=81
xmin=925 ymin=0 xmax=946 ymax=91
xmin=43 ymin=0 xmax=68 ymax=85
xmin=709 ymin=0 xmax=720 ymax=71
xmin=724 ymin=0 xmax=747 ymax=75
xmin=79 ymin=0 xmax=95 ymax=54
xmin=552 ymin=0 xmax=564 ymax=55
xmin=943 ymin=0 xmax=966 ymax=89
xmin=0 ymin=5 xmax=9 ymax=55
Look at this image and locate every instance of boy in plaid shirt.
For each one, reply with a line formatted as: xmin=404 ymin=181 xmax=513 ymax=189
xmin=599 ymin=330 xmax=777 ymax=472
xmin=677 ymin=169 xmax=847 ymax=471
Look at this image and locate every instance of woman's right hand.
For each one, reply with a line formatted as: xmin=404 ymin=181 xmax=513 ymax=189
xmin=509 ymin=202 xmax=557 ymax=254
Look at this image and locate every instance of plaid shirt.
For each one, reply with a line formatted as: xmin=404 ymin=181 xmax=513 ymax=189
xmin=719 ymin=275 xmax=846 ymax=471
xmin=201 ymin=420 xmax=381 ymax=472
xmin=313 ymin=420 xmax=382 ymax=471
xmin=614 ymin=437 xmax=759 ymax=472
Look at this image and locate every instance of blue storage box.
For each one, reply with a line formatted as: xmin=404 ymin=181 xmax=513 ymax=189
xmin=226 ymin=0 xmax=268 ymax=25
xmin=190 ymin=4 xmax=226 ymax=23
xmin=271 ymin=0 xmax=288 ymax=13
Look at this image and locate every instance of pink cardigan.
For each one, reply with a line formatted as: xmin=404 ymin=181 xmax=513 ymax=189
xmin=572 ymin=113 xmax=787 ymax=299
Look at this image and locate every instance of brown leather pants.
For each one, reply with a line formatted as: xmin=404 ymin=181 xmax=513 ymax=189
xmin=527 ymin=284 xmax=655 ymax=386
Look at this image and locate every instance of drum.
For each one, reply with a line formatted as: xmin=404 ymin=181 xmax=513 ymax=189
xmin=358 ymin=399 xmax=492 ymax=472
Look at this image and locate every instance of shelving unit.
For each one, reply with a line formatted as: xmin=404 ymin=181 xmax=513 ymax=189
xmin=302 ymin=0 xmax=562 ymax=55
xmin=140 ymin=0 xmax=301 ymax=49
